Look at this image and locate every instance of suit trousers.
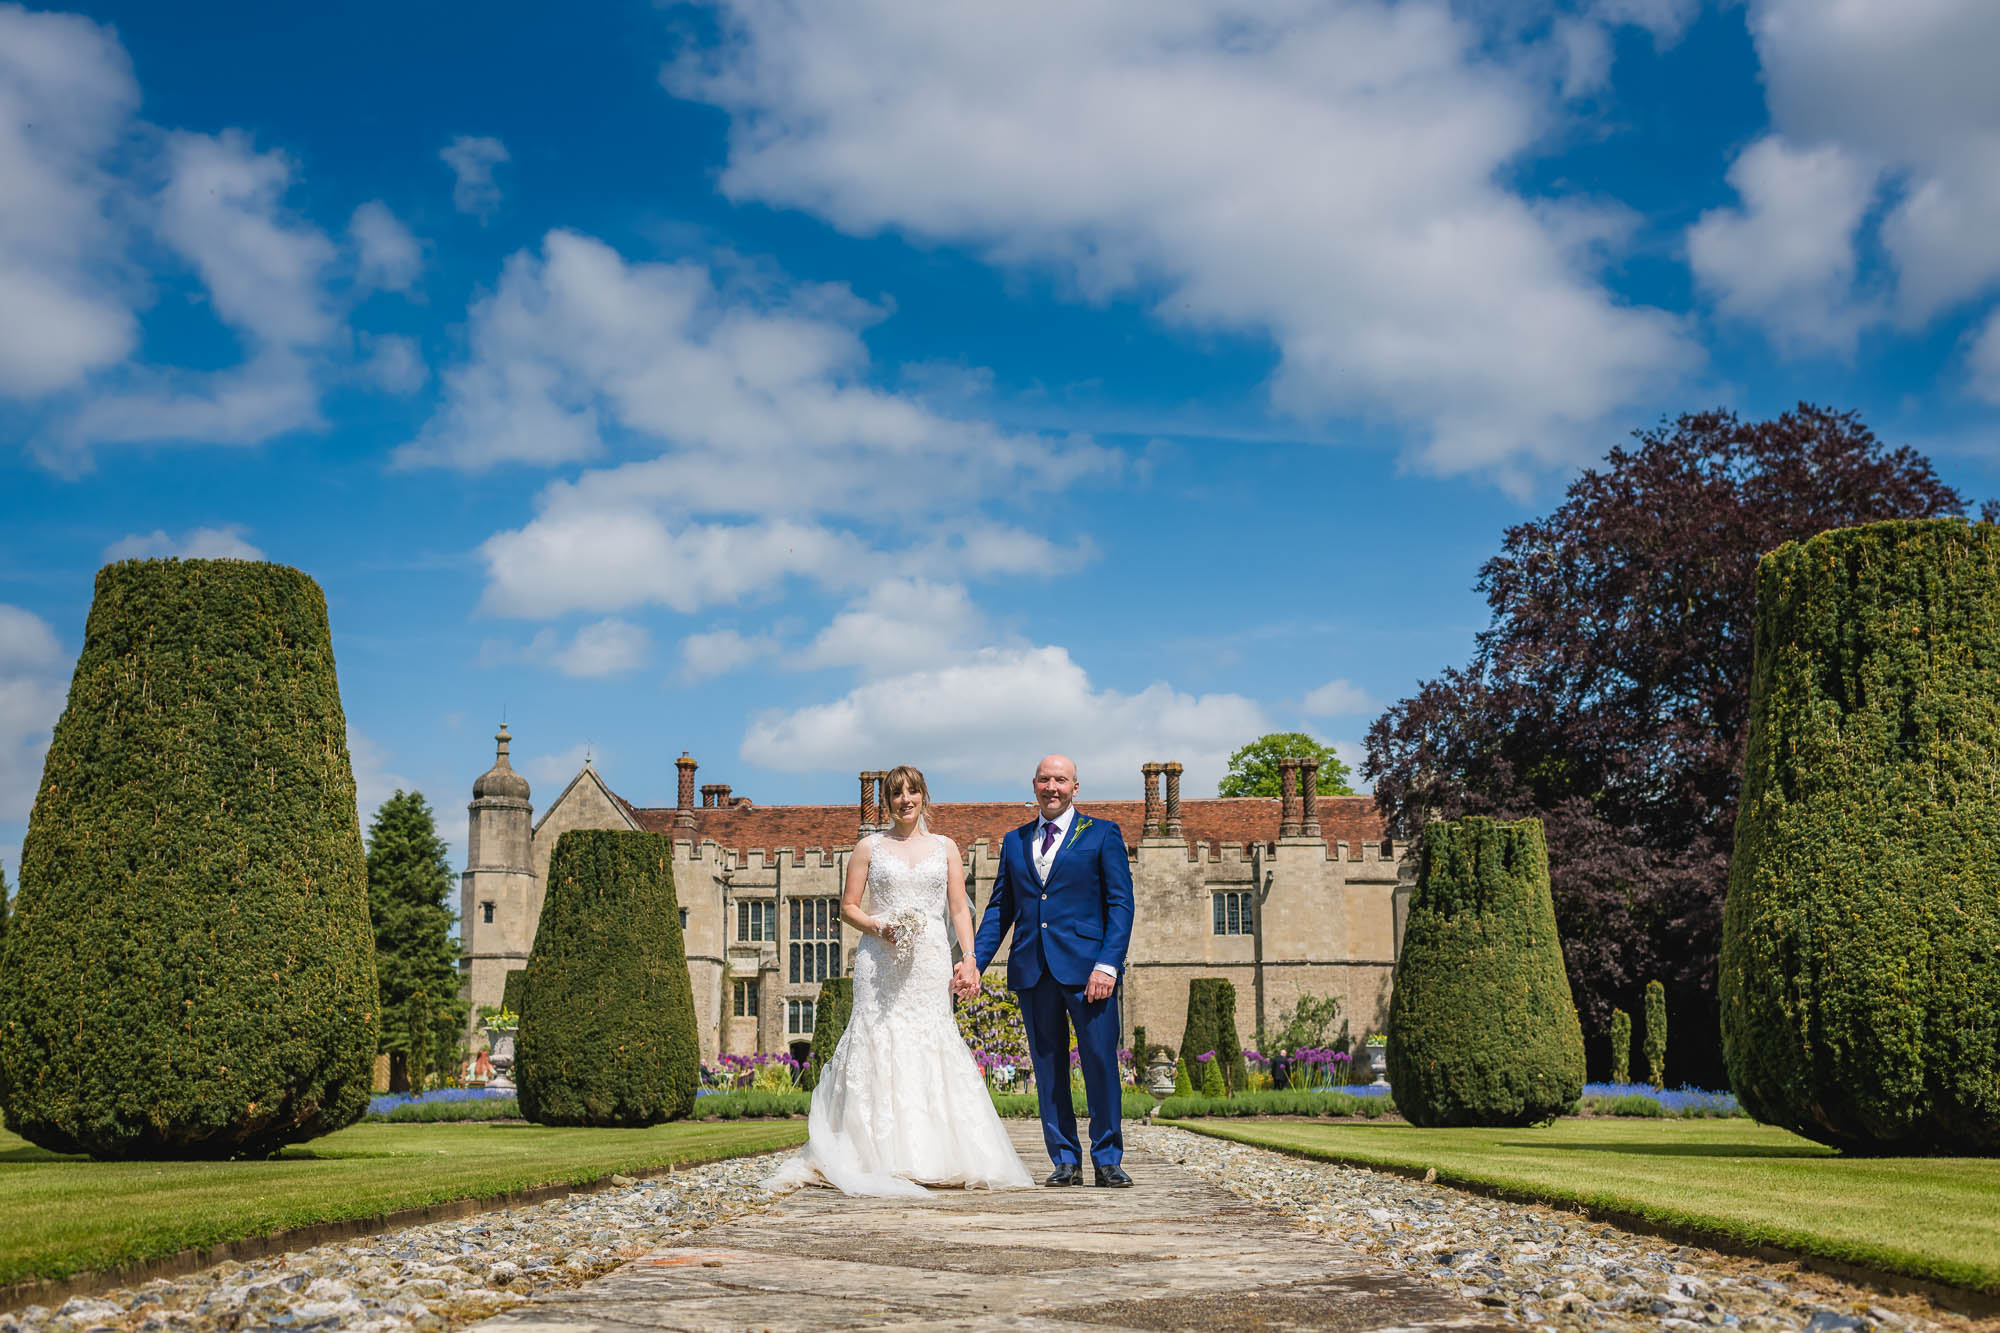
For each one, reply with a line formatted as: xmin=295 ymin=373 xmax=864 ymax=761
xmin=1019 ymin=971 xmax=1123 ymax=1167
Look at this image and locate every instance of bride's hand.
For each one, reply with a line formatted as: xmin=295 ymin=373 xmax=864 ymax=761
xmin=876 ymin=921 xmax=898 ymax=945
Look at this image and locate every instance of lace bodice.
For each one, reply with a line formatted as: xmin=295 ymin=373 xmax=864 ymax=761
xmin=855 ymin=834 xmax=952 ymax=1015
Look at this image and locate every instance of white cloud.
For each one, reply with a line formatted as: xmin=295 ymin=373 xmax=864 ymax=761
xmin=552 ymin=618 xmax=649 ymax=678
xmin=406 ymin=230 xmax=1118 ymax=616
xmin=1687 ymin=135 xmax=1879 ymax=355
xmin=667 ymin=0 xmax=1698 ymax=479
xmin=679 ymin=627 xmax=781 ymax=681
xmin=50 ymin=350 xmax=323 ymax=467
xmin=742 ymin=642 xmax=1265 ymax=795
xmin=349 ymin=200 xmax=423 ymax=293
xmin=1330 ymin=738 xmax=1370 ymax=793
xmin=157 ymin=130 xmax=337 ymax=348
xmin=102 ymin=524 xmax=264 ymax=562
xmin=1968 ymin=308 xmax=2000 ymax=404
xmin=348 ymin=725 xmax=415 ymax=831
xmin=441 ymin=135 xmax=509 ymax=219
xmin=0 ymin=605 xmax=68 ymax=821
xmin=1689 ymin=0 xmax=2000 ymax=355
xmin=358 ymin=332 xmax=428 ymax=395
xmin=1301 ymin=677 xmax=1379 ymax=718
xmin=796 ymin=578 xmax=985 ymax=676
xmin=0 ymin=6 xmax=140 ymax=398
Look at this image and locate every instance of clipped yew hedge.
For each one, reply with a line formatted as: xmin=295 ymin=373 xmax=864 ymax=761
xmin=808 ymin=976 xmax=853 ymax=1090
xmin=1177 ymin=978 xmax=1247 ymax=1092
xmin=0 ymin=560 xmax=378 ymax=1158
xmin=1722 ymin=518 xmax=2000 ymax=1154
xmin=1387 ymin=816 xmax=1584 ymax=1127
xmin=515 ymin=830 xmax=697 ymax=1126
xmin=501 ymin=967 xmax=527 ymax=1020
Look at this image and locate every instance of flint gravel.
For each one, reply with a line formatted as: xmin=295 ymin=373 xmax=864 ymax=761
xmin=0 ymin=1151 xmax=792 ymax=1333
xmin=1129 ymin=1124 xmax=1987 ymax=1333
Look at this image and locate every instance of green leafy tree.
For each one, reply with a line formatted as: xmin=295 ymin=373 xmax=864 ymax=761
xmin=1387 ymin=816 xmax=1585 ymax=1127
xmin=1609 ymin=1008 xmax=1632 ymax=1084
xmin=365 ymin=790 xmax=465 ymax=1091
xmin=1217 ymin=733 xmax=1353 ymax=798
xmin=1723 ymin=518 xmax=2000 ymax=1153
xmin=1644 ymin=980 xmax=1668 ymax=1090
xmin=516 ymin=830 xmax=698 ymax=1126
xmin=0 ymin=559 xmax=378 ymax=1158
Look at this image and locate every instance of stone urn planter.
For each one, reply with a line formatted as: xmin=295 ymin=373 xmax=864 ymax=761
xmin=487 ymin=1029 xmax=517 ymax=1089
xmin=1365 ymin=1042 xmax=1388 ymax=1085
xmin=1145 ymin=1056 xmax=1178 ymax=1099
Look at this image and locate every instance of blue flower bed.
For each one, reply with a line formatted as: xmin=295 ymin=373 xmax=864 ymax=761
xmin=1582 ymin=1082 xmax=1740 ymax=1115
xmin=367 ymin=1087 xmax=517 ymax=1115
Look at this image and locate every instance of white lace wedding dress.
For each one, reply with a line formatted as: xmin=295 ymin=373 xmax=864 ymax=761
xmin=764 ymin=834 xmax=1033 ymax=1197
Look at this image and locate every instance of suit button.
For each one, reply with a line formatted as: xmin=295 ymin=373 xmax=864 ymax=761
xmin=1040 ymin=893 xmax=1047 ymax=900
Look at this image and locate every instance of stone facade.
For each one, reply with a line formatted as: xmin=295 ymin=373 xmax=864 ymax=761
xmin=460 ymin=738 xmax=1415 ymax=1064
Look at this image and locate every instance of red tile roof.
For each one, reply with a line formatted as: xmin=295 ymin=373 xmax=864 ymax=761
xmin=616 ymin=792 xmax=1388 ymax=857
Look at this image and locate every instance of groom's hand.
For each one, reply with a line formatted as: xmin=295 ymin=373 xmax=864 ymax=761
xmin=1084 ymin=970 xmax=1115 ymax=1003
xmin=952 ymin=960 xmax=981 ymax=997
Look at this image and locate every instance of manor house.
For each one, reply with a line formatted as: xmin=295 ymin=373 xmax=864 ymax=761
xmin=460 ymin=727 xmax=1415 ymax=1064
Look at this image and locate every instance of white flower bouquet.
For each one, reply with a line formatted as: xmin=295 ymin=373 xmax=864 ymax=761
xmin=882 ymin=907 xmax=926 ymax=964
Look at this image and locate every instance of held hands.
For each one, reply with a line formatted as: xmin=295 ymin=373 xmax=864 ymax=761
xmin=951 ymin=959 xmax=981 ymax=998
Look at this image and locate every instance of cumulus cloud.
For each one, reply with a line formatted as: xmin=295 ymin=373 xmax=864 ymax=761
xmin=667 ymin=0 xmax=1698 ymax=478
xmin=0 ymin=6 xmax=140 ymax=398
xmin=51 ymin=350 xmax=324 ymax=466
xmin=0 ymin=605 xmax=68 ymax=821
xmin=1687 ymin=135 xmax=1879 ymax=354
xmin=679 ymin=627 xmax=781 ymax=681
xmin=1968 ymin=308 xmax=2000 ymax=404
xmin=441 ymin=135 xmax=509 ymax=219
xmin=795 ymin=578 xmax=985 ymax=676
xmin=349 ymin=200 xmax=423 ymax=293
xmin=1691 ymin=0 xmax=2000 ymax=356
xmin=102 ymin=524 xmax=264 ymax=561
xmin=358 ymin=332 xmax=428 ymax=395
xmin=405 ymin=231 xmax=1117 ymax=617
xmin=480 ymin=619 xmax=651 ymax=678
xmin=743 ymin=642 xmax=1265 ymax=795
xmin=1301 ymin=677 xmax=1379 ymax=718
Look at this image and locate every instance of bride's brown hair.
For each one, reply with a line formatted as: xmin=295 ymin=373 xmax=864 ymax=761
xmin=881 ymin=764 xmax=937 ymax=828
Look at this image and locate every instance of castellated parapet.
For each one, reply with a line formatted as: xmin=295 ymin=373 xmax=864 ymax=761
xmin=462 ymin=746 xmax=1412 ymax=1066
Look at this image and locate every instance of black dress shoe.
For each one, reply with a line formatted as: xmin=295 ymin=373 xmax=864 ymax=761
xmin=1045 ymin=1163 xmax=1082 ymax=1186
xmin=1094 ymin=1164 xmax=1133 ymax=1188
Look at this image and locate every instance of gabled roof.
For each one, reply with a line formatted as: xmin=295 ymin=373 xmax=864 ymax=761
xmin=608 ymin=790 xmax=1388 ymax=855
xmin=533 ymin=761 xmax=642 ymax=838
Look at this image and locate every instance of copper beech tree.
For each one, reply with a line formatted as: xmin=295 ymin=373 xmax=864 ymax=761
xmin=1365 ymin=405 xmax=1978 ymax=1086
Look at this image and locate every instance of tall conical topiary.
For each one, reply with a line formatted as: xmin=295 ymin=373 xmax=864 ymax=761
xmin=1723 ymin=518 xmax=2000 ymax=1154
xmin=1609 ymin=1008 xmax=1632 ymax=1084
xmin=501 ymin=967 xmax=528 ymax=1021
xmin=808 ymin=976 xmax=854 ymax=1090
xmin=1178 ymin=978 xmax=1243 ymax=1088
xmin=516 ymin=830 xmax=696 ymax=1126
xmin=0 ymin=560 xmax=377 ymax=1158
xmin=1387 ymin=816 xmax=1584 ymax=1127
xmin=1643 ymin=980 xmax=1667 ymax=1090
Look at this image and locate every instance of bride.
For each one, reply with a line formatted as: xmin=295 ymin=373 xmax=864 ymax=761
xmin=765 ymin=765 xmax=1033 ymax=1196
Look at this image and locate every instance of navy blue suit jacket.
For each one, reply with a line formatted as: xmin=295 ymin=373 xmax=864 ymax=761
xmin=973 ymin=810 xmax=1135 ymax=990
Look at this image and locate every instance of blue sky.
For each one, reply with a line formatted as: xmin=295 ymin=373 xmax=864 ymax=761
xmin=4 ymin=0 xmax=1999 ymax=881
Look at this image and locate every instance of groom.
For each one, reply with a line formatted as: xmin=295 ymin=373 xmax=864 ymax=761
xmin=958 ymin=754 xmax=1135 ymax=1187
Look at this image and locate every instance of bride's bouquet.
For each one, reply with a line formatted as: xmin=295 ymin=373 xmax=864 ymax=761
xmin=882 ymin=907 xmax=927 ymax=965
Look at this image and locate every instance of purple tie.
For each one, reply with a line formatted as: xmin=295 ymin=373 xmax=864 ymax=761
xmin=1041 ymin=821 xmax=1059 ymax=855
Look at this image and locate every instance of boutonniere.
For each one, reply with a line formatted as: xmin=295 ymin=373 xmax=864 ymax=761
xmin=1064 ymin=817 xmax=1094 ymax=852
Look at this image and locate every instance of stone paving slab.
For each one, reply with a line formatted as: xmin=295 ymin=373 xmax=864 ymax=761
xmin=463 ymin=1124 xmax=1512 ymax=1333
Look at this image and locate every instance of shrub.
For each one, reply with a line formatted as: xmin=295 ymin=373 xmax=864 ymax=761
xmin=515 ymin=830 xmax=697 ymax=1126
xmin=1199 ymin=1051 xmax=1225 ymax=1098
xmin=1157 ymin=1088 xmax=1393 ymax=1119
xmin=0 ymin=560 xmax=378 ymax=1158
xmin=1179 ymin=978 xmax=1248 ymax=1093
xmin=1609 ymin=1008 xmax=1632 ymax=1084
xmin=1173 ymin=1057 xmax=1193 ymax=1097
xmin=1722 ymin=518 xmax=2000 ymax=1154
xmin=1644 ymin=979 xmax=1667 ymax=1090
xmin=1386 ymin=816 xmax=1585 ymax=1127
xmin=808 ymin=977 xmax=853 ymax=1089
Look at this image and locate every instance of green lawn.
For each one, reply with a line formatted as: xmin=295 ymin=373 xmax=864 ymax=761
xmin=1167 ymin=1117 xmax=2000 ymax=1294
xmin=0 ymin=1119 xmax=805 ymax=1288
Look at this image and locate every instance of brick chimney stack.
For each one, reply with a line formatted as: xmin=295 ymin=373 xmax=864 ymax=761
xmin=1141 ymin=762 xmax=1164 ymax=836
xmin=675 ymin=753 xmax=698 ymax=830
xmin=859 ymin=770 xmax=879 ymax=831
xmin=1278 ymin=757 xmax=1303 ymax=837
xmin=1163 ymin=761 xmax=1184 ymax=837
xmin=1299 ymin=757 xmax=1322 ymax=838
xmin=700 ymin=783 xmax=720 ymax=808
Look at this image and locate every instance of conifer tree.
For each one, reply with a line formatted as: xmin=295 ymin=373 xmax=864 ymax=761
xmin=1200 ymin=1052 xmax=1226 ymax=1098
xmin=365 ymin=790 xmax=465 ymax=1090
xmin=0 ymin=559 xmax=377 ymax=1158
xmin=1644 ymin=980 xmax=1668 ymax=1090
xmin=1609 ymin=1008 xmax=1632 ymax=1084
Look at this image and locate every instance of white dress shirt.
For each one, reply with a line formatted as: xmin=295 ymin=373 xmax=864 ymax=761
xmin=1033 ymin=804 xmax=1117 ymax=982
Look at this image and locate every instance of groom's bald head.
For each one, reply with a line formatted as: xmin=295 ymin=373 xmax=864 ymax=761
xmin=1034 ymin=754 xmax=1078 ymax=819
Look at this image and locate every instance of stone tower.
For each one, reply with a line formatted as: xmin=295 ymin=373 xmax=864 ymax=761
xmin=460 ymin=725 xmax=534 ymax=1036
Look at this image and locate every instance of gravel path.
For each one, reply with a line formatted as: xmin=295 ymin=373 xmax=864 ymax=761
xmin=0 ymin=1151 xmax=793 ymax=1333
xmin=1128 ymin=1124 xmax=1992 ymax=1333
